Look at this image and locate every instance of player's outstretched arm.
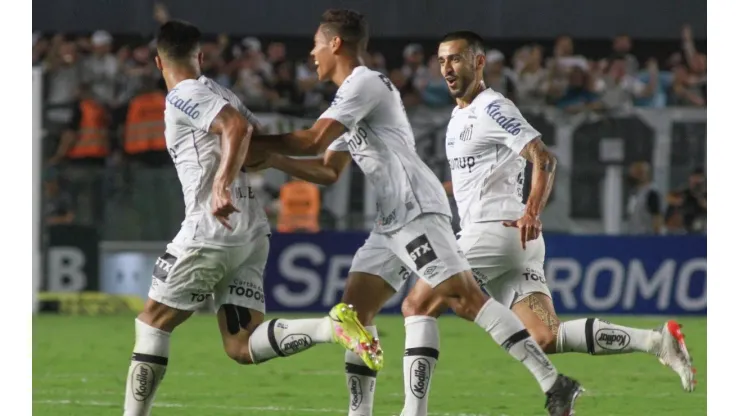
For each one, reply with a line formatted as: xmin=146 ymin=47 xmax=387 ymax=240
xmin=270 ymin=150 xmax=352 ymax=185
xmin=519 ymin=137 xmax=557 ymax=217
xmin=251 ymin=118 xmax=347 ymax=156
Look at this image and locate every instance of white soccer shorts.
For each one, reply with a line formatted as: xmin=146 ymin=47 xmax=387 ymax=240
xmin=148 ymin=235 xmax=269 ymax=313
xmin=457 ymin=222 xmax=551 ymax=308
xmin=350 ymin=213 xmax=470 ymax=289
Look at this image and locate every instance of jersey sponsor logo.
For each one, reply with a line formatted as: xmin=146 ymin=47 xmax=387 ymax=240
xmin=459 ymin=124 xmax=474 ymax=141
xmin=280 ymin=334 xmax=312 ymax=355
xmin=131 ymin=363 xmax=156 ymax=402
xmin=398 ymin=266 xmax=413 ymax=281
xmin=228 ymin=284 xmax=265 ymax=304
xmin=166 ymin=91 xmax=202 ymax=119
xmin=405 ymin=235 xmax=438 ymax=270
xmin=484 ymin=101 xmax=522 ymax=136
xmin=349 ymin=375 xmax=363 ymax=410
xmin=152 ymin=253 xmax=177 ymax=281
xmin=348 ymin=127 xmax=369 ymax=152
xmin=409 ymin=357 xmax=431 ymax=399
xmin=448 ymin=156 xmax=476 ymax=172
xmin=595 ymin=329 xmax=631 ymax=351
xmin=190 ymin=293 xmax=211 ymax=302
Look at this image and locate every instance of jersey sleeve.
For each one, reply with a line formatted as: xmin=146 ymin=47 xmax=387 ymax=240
xmin=327 ymin=135 xmax=349 ymax=152
xmin=169 ymin=83 xmax=229 ymax=133
xmin=319 ymin=73 xmax=381 ymax=130
xmin=479 ymin=98 xmax=541 ymax=155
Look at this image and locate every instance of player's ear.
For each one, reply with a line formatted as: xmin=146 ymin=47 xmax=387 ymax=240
xmin=154 ymin=55 xmax=163 ymax=71
xmin=197 ymin=51 xmax=204 ymax=67
xmin=331 ymin=36 xmax=343 ymax=54
xmin=475 ymin=53 xmax=486 ymax=72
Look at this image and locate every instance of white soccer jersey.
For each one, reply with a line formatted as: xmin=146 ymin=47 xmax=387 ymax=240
xmin=321 ymin=66 xmax=450 ymax=233
xmin=164 ymin=76 xmax=269 ymax=247
xmin=445 ymin=88 xmax=541 ymax=229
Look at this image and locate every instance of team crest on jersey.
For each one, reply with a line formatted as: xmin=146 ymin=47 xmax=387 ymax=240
xmin=459 ymin=124 xmax=474 ymax=142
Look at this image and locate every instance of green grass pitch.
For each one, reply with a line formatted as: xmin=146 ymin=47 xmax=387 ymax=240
xmin=33 ymin=314 xmax=706 ymax=415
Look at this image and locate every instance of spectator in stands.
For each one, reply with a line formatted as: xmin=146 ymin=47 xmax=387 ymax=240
xmin=664 ymin=190 xmax=687 ymax=234
xmin=612 ymin=34 xmax=639 ymax=75
xmin=555 ymin=66 xmax=602 ymax=113
xmin=368 ymin=51 xmax=388 ymax=75
xmin=681 ymin=25 xmax=707 ymax=101
xmin=546 ymin=35 xmax=588 ymax=98
xmin=419 ymin=54 xmax=453 ymax=107
xmin=33 ymin=32 xmax=48 ymax=66
xmin=115 ymin=42 xmax=159 ymax=123
xmin=516 ymin=44 xmax=548 ymax=106
xmin=484 ymin=49 xmax=517 ymax=101
xmin=401 ymin=43 xmax=428 ymax=91
xmin=681 ymin=167 xmax=707 ymax=233
xmin=44 ymin=168 xmax=75 ymax=226
xmin=123 ymin=76 xmax=168 ymax=167
xmin=634 ymin=58 xmax=673 ymax=108
xmin=44 ymin=38 xmax=82 ymax=133
xmin=266 ymin=42 xmax=287 ymax=69
xmin=233 ymin=50 xmax=272 ymax=110
xmin=389 ymin=68 xmax=421 ymax=108
xmin=667 ymin=64 xmax=705 ymax=107
xmin=270 ymin=60 xmax=304 ymax=114
xmin=81 ymin=31 xmax=119 ymax=107
xmin=277 ymin=178 xmax=321 ymax=233
xmin=295 ymin=57 xmax=329 ymax=112
xmin=626 ymin=161 xmax=663 ymax=235
xmin=596 ymin=55 xmax=657 ymax=111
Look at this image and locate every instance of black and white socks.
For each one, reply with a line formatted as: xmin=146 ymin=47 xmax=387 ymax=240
xmin=474 ymin=299 xmax=558 ymax=393
xmin=248 ymin=317 xmax=334 ymax=363
xmin=557 ymin=318 xmax=661 ymax=355
xmin=345 ymin=325 xmax=379 ymax=416
xmin=124 ymin=319 xmax=171 ymax=416
xmin=401 ymin=316 xmax=440 ymax=416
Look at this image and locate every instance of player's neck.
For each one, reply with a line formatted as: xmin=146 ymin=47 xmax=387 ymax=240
xmin=331 ymin=57 xmax=362 ymax=87
xmin=456 ymin=81 xmax=486 ymax=108
xmin=163 ymin=67 xmax=201 ymax=91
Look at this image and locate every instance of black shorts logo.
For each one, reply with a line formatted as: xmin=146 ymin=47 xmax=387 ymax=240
xmin=152 ymin=253 xmax=177 ymax=281
xmin=405 ymin=235 xmax=438 ymax=270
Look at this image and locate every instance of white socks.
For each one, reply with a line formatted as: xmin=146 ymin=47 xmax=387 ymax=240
xmin=248 ymin=317 xmax=334 ymax=363
xmin=474 ymin=299 xmax=558 ymax=393
xmin=557 ymin=318 xmax=661 ymax=355
xmin=124 ymin=319 xmax=171 ymax=416
xmin=401 ymin=316 xmax=439 ymax=416
xmin=345 ymin=325 xmax=379 ymax=416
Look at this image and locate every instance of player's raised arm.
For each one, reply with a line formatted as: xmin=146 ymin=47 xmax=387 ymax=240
xmin=251 ymin=118 xmax=347 ymax=156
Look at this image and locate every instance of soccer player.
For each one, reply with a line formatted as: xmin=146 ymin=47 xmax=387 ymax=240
xmin=122 ymin=20 xmax=381 ymax=416
xmin=437 ymin=30 xmax=696 ymax=391
xmin=250 ymin=10 xmax=583 ymax=416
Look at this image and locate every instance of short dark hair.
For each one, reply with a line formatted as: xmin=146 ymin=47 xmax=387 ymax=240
xmin=319 ymin=9 xmax=369 ymax=51
xmin=439 ymin=31 xmax=485 ymax=55
xmin=156 ymin=20 xmax=201 ymax=61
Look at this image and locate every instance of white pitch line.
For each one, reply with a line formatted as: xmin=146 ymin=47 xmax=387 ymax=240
xmin=32 ymin=399 xmax=501 ymax=416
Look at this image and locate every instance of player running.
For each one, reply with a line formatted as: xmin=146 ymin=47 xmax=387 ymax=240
xmin=437 ymin=31 xmax=696 ymax=392
xmin=122 ymin=20 xmax=381 ymax=416
xmin=250 ymin=9 xmax=583 ymax=416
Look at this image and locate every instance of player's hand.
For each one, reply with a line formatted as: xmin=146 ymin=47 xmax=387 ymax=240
xmin=502 ymin=213 xmax=542 ymax=249
xmin=211 ymin=186 xmax=240 ymax=230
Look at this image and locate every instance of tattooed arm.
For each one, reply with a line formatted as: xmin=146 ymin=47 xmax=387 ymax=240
xmin=519 ymin=137 xmax=557 ymax=218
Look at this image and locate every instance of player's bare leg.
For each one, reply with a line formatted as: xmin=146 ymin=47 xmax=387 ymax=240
xmin=124 ymin=299 xmax=193 ymax=416
xmin=401 ymin=272 xmax=581 ymax=416
xmin=338 ymin=272 xmax=396 ymax=416
xmin=512 ymin=292 xmax=696 ymax=392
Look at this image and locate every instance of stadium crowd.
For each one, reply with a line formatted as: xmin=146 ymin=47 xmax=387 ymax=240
xmin=33 ymin=8 xmax=707 ymax=236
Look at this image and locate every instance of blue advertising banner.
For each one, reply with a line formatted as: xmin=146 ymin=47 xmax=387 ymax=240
xmin=264 ymin=232 xmax=706 ymax=316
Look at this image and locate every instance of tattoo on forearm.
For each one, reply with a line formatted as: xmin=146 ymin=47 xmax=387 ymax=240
xmin=521 ymin=138 xmax=556 ymax=172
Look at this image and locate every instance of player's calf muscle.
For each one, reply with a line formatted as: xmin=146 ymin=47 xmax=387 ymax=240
xmin=138 ymin=299 xmax=192 ymax=332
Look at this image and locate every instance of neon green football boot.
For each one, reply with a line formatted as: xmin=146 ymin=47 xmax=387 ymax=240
xmin=329 ymin=302 xmax=384 ymax=371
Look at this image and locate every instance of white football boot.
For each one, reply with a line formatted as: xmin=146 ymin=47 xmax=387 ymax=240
xmin=656 ymin=320 xmax=696 ymax=392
